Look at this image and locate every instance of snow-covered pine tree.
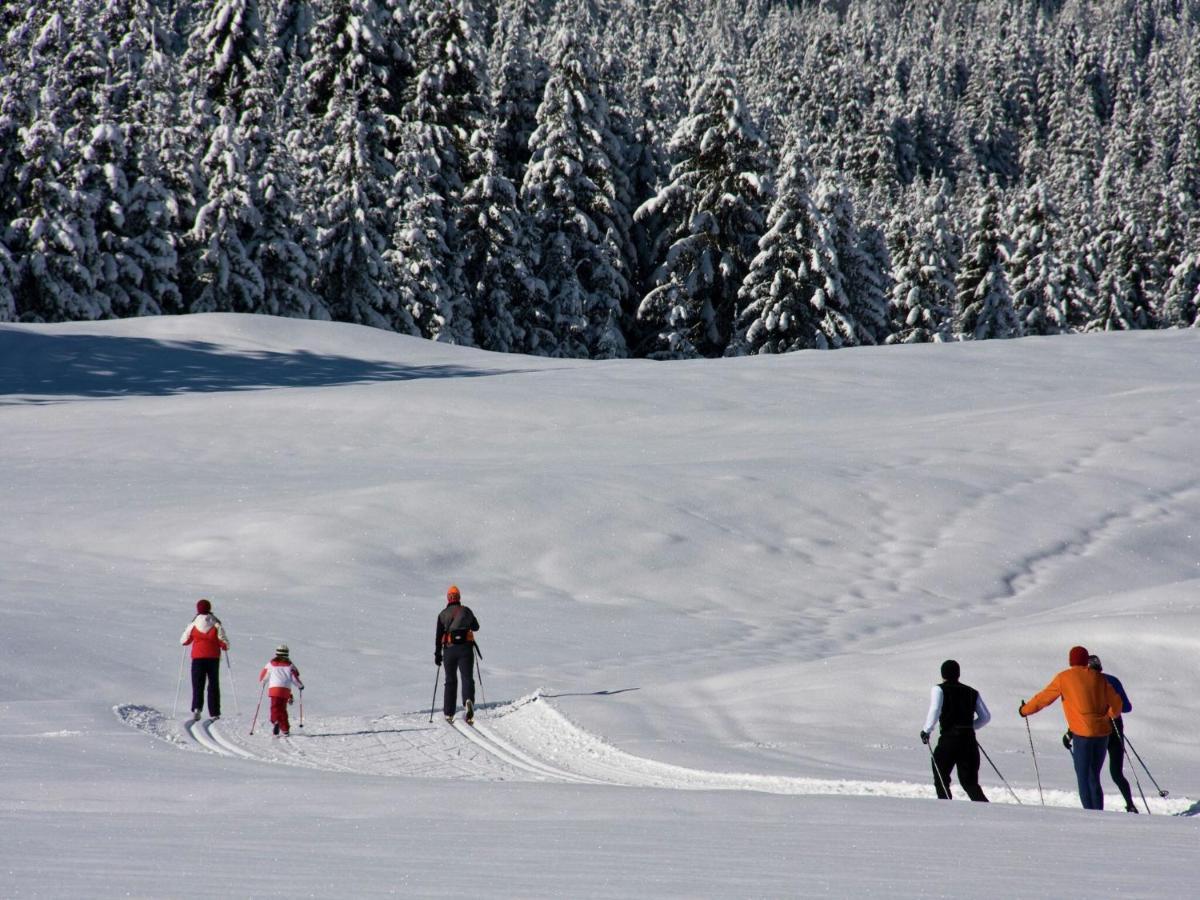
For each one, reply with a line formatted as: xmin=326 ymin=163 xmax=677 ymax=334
xmin=303 ymin=0 xmax=410 ymax=143
xmin=54 ymin=1 xmax=108 ymax=157
xmin=305 ymin=0 xmax=406 ymax=328
xmin=0 ymin=43 xmax=29 ymax=320
xmin=0 ymin=237 xmax=16 ymax=322
xmin=178 ymin=0 xmax=270 ymax=313
xmin=389 ymin=121 xmax=458 ymax=341
xmin=0 ymin=63 xmax=22 ymax=227
xmin=955 ymin=182 xmax=1020 ymax=339
xmin=266 ymin=0 xmax=315 ymax=90
xmin=10 ymin=118 xmax=103 ymax=321
xmin=1057 ymin=212 xmax=1102 ymax=333
xmin=184 ymin=0 xmax=267 ymax=113
xmin=5 ymin=4 xmax=109 ymax=323
xmin=487 ymin=0 xmax=546 ymax=185
xmin=187 ymin=107 xmax=264 ymax=313
xmin=121 ymin=142 xmax=182 ymax=317
xmin=591 ymin=47 xmax=640 ymax=328
xmin=77 ymin=0 xmax=182 ymax=318
xmin=1087 ymin=210 xmax=1158 ymax=332
xmin=817 ymin=177 xmax=889 ymax=345
xmin=78 ymin=118 xmax=145 ymax=317
xmin=949 ymin=37 xmax=1024 ymax=189
xmin=1007 ymin=181 xmax=1069 ymax=335
xmin=843 ymin=100 xmax=902 ymax=213
xmin=730 ymin=141 xmax=854 ymax=354
xmin=1170 ymin=51 xmax=1200 ymax=236
xmin=1162 ymin=249 xmax=1200 ymax=327
xmin=315 ymin=81 xmax=400 ymax=328
xmin=113 ymin=0 xmax=187 ymax=316
xmin=521 ymin=24 xmax=630 ymax=359
xmin=248 ymin=58 xmax=324 ymax=320
xmin=459 ymin=129 xmax=541 ymax=354
xmin=636 ymin=68 xmax=769 ymax=358
xmin=404 ymin=0 xmax=492 ymax=343
xmin=886 ymin=181 xmax=959 ymax=344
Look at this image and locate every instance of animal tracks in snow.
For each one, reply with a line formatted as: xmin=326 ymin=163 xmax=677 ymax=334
xmin=116 ymin=700 xmax=1192 ymax=813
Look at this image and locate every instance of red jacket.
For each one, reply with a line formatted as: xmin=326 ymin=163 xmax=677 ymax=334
xmin=180 ymin=614 xmax=229 ymax=659
xmin=1021 ymin=665 xmax=1124 ymax=738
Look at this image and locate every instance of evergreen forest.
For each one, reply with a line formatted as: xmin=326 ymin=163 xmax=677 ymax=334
xmin=1 ymin=0 xmax=1198 ymax=358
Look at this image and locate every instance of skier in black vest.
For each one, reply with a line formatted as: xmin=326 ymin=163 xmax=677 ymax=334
xmin=920 ymin=659 xmax=992 ymax=801
xmin=435 ymin=585 xmax=480 ymax=723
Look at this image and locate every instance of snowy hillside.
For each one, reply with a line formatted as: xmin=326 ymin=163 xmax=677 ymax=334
xmin=2 ymin=314 xmax=1198 ymax=898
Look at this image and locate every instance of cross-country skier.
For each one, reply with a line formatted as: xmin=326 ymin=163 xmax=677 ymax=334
xmin=435 ymin=585 xmax=480 ymax=724
xmin=259 ymin=645 xmax=303 ymax=736
xmin=1019 ymin=645 xmax=1124 ymax=810
xmin=920 ymin=659 xmax=991 ymax=801
xmin=1081 ymin=655 xmax=1137 ymax=812
xmin=180 ymin=599 xmax=229 ymax=721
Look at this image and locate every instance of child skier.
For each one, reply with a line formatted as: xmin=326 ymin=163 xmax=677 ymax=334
xmin=259 ymin=645 xmax=304 ymax=736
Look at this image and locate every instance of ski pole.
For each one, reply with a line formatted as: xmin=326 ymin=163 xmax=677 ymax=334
xmin=249 ymin=680 xmax=267 ymax=735
xmin=1121 ymin=729 xmax=1168 ymax=798
xmin=429 ymin=664 xmax=441 ymax=723
xmin=977 ymin=740 xmax=1022 ymax=804
xmin=474 ymin=643 xmax=485 ymax=706
xmin=224 ymin=650 xmax=241 ymax=715
xmin=298 ymin=688 xmax=304 ymax=729
xmin=172 ymin=646 xmax=187 ymax=718
xmin=1022 ymin=703 xmax=1044 ymax=806
xmin=1109 ymin=719 xmax=1150 ymax=813
xmin=923 ymin=737 xmax=950 ymax=799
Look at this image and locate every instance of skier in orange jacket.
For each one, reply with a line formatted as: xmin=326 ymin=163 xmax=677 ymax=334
xmin=1019 ymin=645 xmax=1124 ymax=809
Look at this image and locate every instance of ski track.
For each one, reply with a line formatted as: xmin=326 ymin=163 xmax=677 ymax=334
xmin=115 ymin=700 xmax=1194 ymax=814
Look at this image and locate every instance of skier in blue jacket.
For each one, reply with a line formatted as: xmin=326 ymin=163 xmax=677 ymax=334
xmin=1090 ymin=655 xmax=1136 ymax=812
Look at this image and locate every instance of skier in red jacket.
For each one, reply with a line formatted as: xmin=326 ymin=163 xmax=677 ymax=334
xmin=180 ymin=599 xmax=229 ymax=721
xmin=259 ymin=645 xmax=303 ymax=736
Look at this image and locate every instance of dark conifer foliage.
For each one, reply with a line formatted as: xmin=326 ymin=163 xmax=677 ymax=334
xmin=1 ymin=0 xmax=1198 ymax=345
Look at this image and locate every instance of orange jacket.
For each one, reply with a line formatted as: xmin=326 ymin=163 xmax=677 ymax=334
xmin=1020 ymin=666 xmax=1124 ymax=737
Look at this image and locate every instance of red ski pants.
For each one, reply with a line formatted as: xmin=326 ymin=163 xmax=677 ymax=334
xmin=270 ymin=695 xmax=291 ymax=733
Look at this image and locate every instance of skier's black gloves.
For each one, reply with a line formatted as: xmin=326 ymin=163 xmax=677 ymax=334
xmin=1018 ymin=699 xmax=1027 ymax=717
xmin=1062 ymin=732 xmax=1072 ymax=750
xmin=920 ymin=731 xmax=930 ymax=745
xmin=434 ymin=653 xmax=442 ymax=666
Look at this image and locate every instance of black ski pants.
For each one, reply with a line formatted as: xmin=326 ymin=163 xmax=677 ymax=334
xmin=190 ymin=657 xmax=221 ymax=717
xmin=932 ymin=730 xmax=988 ymax=802
xmin=442 ymin=643 xmax=475 ymax=717
xmin=1107 ymin=719 xmax=1135 ymax=809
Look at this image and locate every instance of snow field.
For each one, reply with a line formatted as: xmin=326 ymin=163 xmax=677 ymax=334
xmin=4 ymin=315 xmax=1200 ymax=898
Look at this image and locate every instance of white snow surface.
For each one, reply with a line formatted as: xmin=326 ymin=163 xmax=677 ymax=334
xmin=2 ymin=313 xmax=1198 ymax=898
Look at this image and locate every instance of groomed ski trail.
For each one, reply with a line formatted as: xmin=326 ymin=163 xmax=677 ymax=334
xmin=115 ymin=700 xmax=1194 ymax=813
xmin=452 ymin=717 xmax=605 ymax=785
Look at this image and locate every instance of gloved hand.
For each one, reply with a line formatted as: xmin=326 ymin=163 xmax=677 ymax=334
xmin=1018 ymin=699 xmax=1027 ymax=718
xmin=920 ymin=731 xmax=930 ymax=745
xmin=288 ymin=696 xmax=294 ymax=705
xmin=1062 ymin=732 xmax=1072 ymax=750
xmin=434 ymin=653 xmax=442 ymax=666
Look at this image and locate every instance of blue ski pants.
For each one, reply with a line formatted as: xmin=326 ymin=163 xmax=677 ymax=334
xmin=1071 ymin=734 xmax=1108 ymax=810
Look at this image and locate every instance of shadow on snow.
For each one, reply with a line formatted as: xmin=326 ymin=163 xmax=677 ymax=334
xmin=0 ymin=330 xmax=522 ymax=402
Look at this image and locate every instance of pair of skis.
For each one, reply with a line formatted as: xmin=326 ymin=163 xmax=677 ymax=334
xmin=446 ymin=699 xmax=475 ymax=726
